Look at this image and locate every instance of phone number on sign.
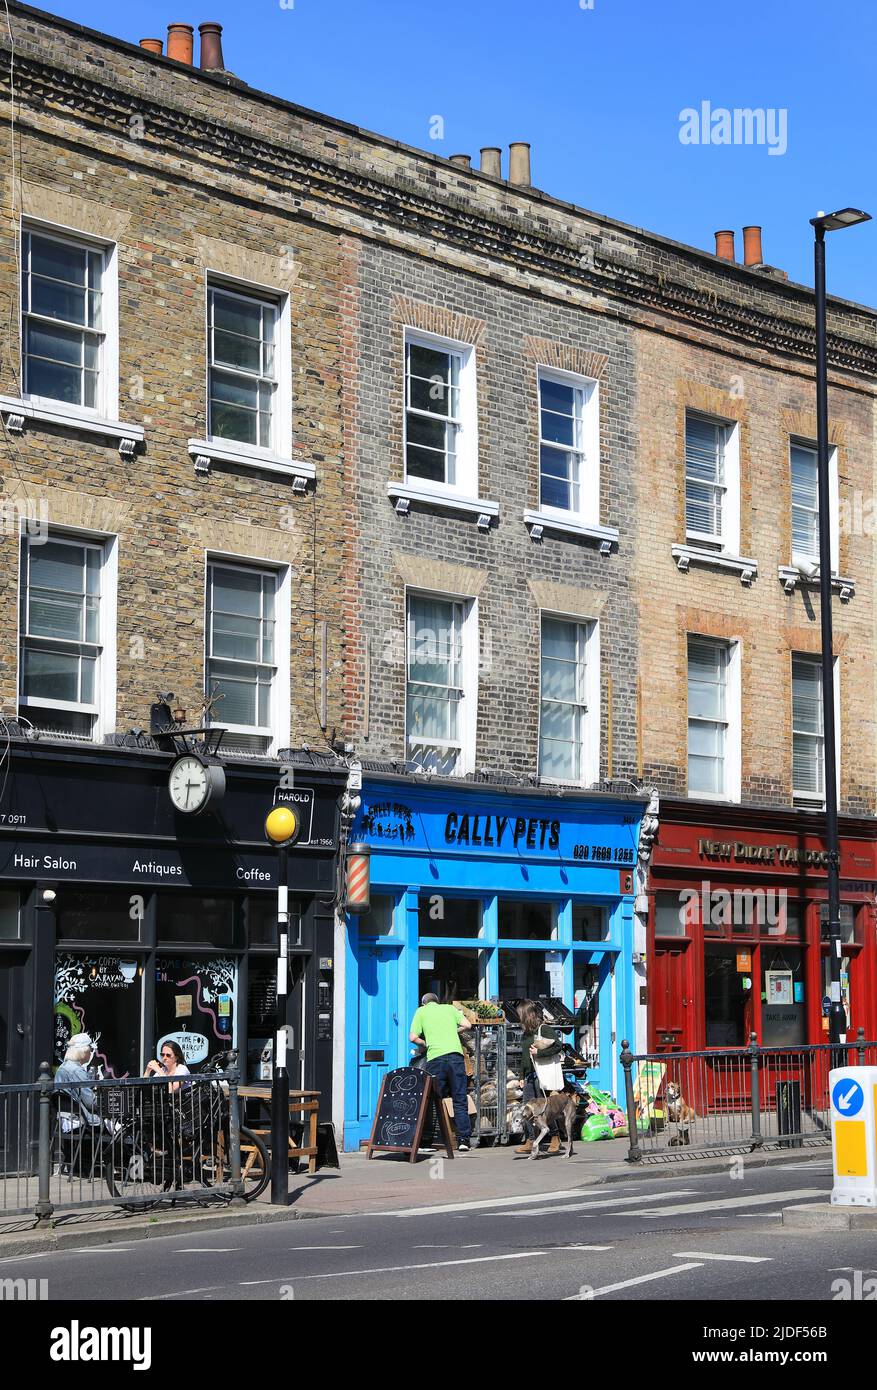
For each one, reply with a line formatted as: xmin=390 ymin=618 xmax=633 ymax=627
xmin=572 ymin=844 xmax=634 ymax=863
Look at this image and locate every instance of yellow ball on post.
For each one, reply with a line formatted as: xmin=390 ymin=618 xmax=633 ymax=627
xmin=264 ymin=805 xmax=299 ymax=846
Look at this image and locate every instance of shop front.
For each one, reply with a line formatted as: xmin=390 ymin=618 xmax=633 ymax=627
xmin=0 ymin=737 xmax=344 ymax=1118
xmin=342 ymin=777 xmax=648 ymax=1151
xmin=647 ymin=801 xmax=877 ymax=1058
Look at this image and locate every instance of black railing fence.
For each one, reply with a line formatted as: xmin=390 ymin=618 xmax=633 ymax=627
xmin=0 ymin=1052 xmax=267 ymax=1224
xmin=620 ymin=1030 xmax=876 ymax=1161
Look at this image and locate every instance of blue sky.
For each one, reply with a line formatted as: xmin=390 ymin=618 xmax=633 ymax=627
xmin=40 ymin=0 xmax=877 ymax=306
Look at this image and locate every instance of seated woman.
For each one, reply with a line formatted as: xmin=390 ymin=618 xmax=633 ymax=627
xmin=144 ymin=1041 xmax=190 ymax=1092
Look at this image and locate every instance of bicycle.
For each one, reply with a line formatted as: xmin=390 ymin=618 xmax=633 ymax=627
xmin=102 ymin=1052 xmax=269 ymax=1208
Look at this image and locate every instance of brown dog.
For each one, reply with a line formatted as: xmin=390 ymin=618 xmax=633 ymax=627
xmin=520 ymin=1092 xmax=578 ymax=1159
xmin=665 ymin=1080 xmax=696 ymax=1146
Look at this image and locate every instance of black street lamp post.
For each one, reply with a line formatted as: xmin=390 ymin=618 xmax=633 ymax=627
xmin=809 ymin=208 xmax=870 ymax=1055
xmin=264 ymin=805 xmax=302 ymax=1205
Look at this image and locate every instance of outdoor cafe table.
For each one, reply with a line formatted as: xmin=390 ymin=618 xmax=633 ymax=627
xmin=237 ymin=1086 xmax=320 ymax=1175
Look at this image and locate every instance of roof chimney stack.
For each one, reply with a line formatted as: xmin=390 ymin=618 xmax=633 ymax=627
xmin=199 ymin=22 xmax=225 ymax=71
xmin=139 ymin=38 xmax=163 ymax=55
xmin=508 ymin=142 xmax=531 ymax=187
xmin=166 ymin=23 xmax=194 ymax=65
xmin=742 ymin=225 xmax=764 ymax=267
xmin=480 ymin=147 xmax=502 ymax=178
xmin=449 ymin=154 xmax=472 ymax=169
xmin=714 ymin=229 xmax=736 ymax=262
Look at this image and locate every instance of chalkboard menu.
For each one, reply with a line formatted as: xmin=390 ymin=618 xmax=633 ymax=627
xmin=366 ymin=1066 xmax=455 ymax=1163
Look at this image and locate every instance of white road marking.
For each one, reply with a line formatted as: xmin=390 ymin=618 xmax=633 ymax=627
xmin=631 ymin=1188 xmax=825 ymax=1219
xmin=240 ymin=1250 xmax=560 ymax=1284
xmin=0 ymin=1253 xmax=50 ymax=1265
xmin=412 ymin=1244 xmax=483 ymax=1250
xmin=565 ymin=1262 xmax=705 ymax=1300
xmin=176 ymin=1248 xmax=242 ymax=1254
xmin=379 ymin=1187 xmax=602 ymax=1217
xmin=673 ymin=1251 xmax=772 ymax=1263
xmin=286 ymin=1245 xmax=362 ymax=1251
xmin=493 ymin=1190 xmax=703 ymax=1217
xmin=141 ymin=1286 xmax=223 ymax=1299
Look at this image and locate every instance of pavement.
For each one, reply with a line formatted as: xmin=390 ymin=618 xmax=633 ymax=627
xmin=3 ymin=1154 xmax=867 ymax=1303
xmin=0 ymin=1137 xmax=834 ymax=1256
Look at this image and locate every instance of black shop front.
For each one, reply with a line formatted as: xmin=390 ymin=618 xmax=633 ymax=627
xmin=0 ymin=735 xmax=344 ymax=1118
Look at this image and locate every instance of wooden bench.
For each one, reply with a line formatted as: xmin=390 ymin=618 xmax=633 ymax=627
xmin=238 ymin=1086 xmax=320 ymax=1175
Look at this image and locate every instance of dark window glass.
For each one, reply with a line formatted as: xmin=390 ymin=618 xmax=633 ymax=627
xmin=497 ymin=900 xmax=554 ymax=941
xmin=246 ymin=896 xmax=302 ymax=948
xmin=654 ymin=893 xmax=689 ymax=938
xmin=359 ymin=896 xmax=395 ymax=936
xmin=704 ymin=943 xmax=751 ymax=1047
xmin=54 ymin=953 xmax=141 ymax=1078
xmin=418 ymin=946 xmax=480 ymax=1003
xmin=246 ymin=958 xmax=277 ymax=1082
xmin=57 ymin=891 xmax=140 ymax=942
xmin=0 ymin=891 xmax=21 ymax=940
xmin=760 ymin=900 xmax=803 ymax=938
xmin=418 ymin=896 xmax=480 ymax=938
xmin=153 ymin=956 xmax=236 ymax=1069
xmin=819 ymin=904 xmax=858 ymax=945
xmin=499 ymin=948 xmax=551 ymax=1001
xmin=156 ymin=895 xmax=237 ymax=947
xmin=572 ymin=905 xmax=608 ymax=941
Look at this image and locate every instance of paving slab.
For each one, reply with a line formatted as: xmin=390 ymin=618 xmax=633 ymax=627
xmin=782 ymin=1202 xmax=877 ymax=1230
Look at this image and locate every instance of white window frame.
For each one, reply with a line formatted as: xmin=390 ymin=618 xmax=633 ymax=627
xmin=204 ymin=553 xmax=291 ymax=756
xmin=686 ymin=635 xmax=741 ymax=803
xmin=199 ymin=273 xmax=292 ymax=468
xmin=404 ymin=588 xmax=478 ymax=776
xmin=536 ymin=366 xmax=600 ymax=527
xmin=20 ymin=219 xmax=119 ymax=423
xmin=790 ymin=437 xmax=840 ymax=573
xmin=684 ymin=411 xmax=740 ymax=555
xmin=537 ymin=612 xmax=600 ymax=787
xmin=17 ymin=526 xmax=117 ymax=742
xmin=791 ymin=652 xmax=840 ymax=808
xmin=403 ymin=328 xmax=478 ymax=499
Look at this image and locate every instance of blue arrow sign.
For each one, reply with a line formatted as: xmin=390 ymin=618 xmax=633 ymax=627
xmin=832 ymin=1078 xmax=864 ymax=1117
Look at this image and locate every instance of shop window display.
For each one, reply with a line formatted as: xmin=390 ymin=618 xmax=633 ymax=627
xmin=574 ymin=960 xmax=600 ymax=1060
xmin=822 ymin=954 xmax=852 ymax=1033
xmin=54 ymin=952 xmax=142 ymax=1077
xmin=418 ymin=896 xmax=480 ymax=938
xmin=497 ymin=900 xmax=555 ymax=941
xmin=418 ymin=946 xmax=480 ymax=1002
xmin=761 ymin=945 xmax=806 ymax=1045
xmin=0 ymin=891 xmax=21 ymax=940
xmin=154 ymin=956 xmax=236 ymax=1070
xmin=819 ymin=904 xmax=858 ymax=945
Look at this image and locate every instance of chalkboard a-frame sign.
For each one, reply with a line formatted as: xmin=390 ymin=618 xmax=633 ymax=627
xmin=366 ymin=1066 xmax=455 ymax=1162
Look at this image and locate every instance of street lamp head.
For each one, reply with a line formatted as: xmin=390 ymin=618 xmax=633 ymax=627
xmin=264 ymin=804 xmax=300 ymax=846
xmin=811 ymin=207 xmax=871 ymax=232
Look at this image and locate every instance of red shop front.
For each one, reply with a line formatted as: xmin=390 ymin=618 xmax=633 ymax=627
xmin=647 ymin=802 xmax=877 ymax=1058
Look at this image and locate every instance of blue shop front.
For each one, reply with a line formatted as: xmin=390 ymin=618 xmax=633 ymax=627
xmin=342 ymin=777 xmax=648 ymax=1151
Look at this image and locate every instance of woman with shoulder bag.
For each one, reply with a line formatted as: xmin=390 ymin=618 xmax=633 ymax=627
xmin=515 ymin=1000 xmax=563 ymax=1156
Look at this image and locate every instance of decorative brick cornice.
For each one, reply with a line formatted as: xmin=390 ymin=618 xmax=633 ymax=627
xmin=3 ymin=48 xmax=876 ymax=381
xmin=780 ymin=407 xmax=846 ymax=447
xmin=391 ymin=296 xmax=486 ymax=345
xmin=522 ymin=337 xmax=608 ymax=379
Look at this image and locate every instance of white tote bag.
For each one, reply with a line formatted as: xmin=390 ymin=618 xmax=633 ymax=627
xmin=533 ymin=1027 xmax=564 ymax=1092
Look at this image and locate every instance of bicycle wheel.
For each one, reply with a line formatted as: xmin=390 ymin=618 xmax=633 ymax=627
xmin=105 ymin=1142 xmax=170 ymax=1208
xmin=236 ymin=1126 xmax=270 ymax=1201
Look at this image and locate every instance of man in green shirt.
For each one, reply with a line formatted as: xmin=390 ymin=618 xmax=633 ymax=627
xmin=409 ymin=993 xmax=472 ymax=1150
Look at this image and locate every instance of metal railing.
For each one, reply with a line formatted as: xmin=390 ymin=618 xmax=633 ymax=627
xmin=0 ymin=1056 xmax=248 ymax=1224
xmin=620 ymin=1030 xmax=877 ymax=1162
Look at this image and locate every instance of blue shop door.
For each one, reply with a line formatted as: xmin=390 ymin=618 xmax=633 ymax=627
xmin=354 ymin=945 xmax=399 ymax=1147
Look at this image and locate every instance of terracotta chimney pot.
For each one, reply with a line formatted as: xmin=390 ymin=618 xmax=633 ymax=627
xmin=742 ymin=225 xmax=764 ymax=267
xmin=167 ymin=23 xmax=194 ymax=65
xmin=199 ymin=22 xmax=225 ymax=71
xmin=714 ymin=229 xmax=736 ymax=262
xmin=139 ymin=38 xmax=163 ymax=55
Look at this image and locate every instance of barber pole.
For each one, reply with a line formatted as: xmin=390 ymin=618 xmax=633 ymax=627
xmin=346 ymin=843 xmax=371 ymax=914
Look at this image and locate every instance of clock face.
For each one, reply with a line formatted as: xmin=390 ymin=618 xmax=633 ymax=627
xmin=169 ymin=756 xmax=210 ymax=814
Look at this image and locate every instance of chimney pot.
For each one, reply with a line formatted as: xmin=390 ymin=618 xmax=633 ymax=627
xmin=714 ymin=229 xmax=736 ymax=262
xmin=508 ymin=141 xmax=531 ymax=187
xmin=139 ymin=38 xmax=163 ymax=55
xmin=479 ymin=146 xmax=502 ymax=179
xmin=199 ymin=21 xmax=225 ymax=71
xmin=742 ymin=224 xmax=763 ymax=267
xmin=166 ymin=23 xmax=194 ymax=65
xmin=449 ymin=154 xmax=472 ymax=169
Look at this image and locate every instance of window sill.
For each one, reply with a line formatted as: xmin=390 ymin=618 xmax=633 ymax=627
xmin=524 ymin=510 xmax=618 ymax=552
xmin=1 ymin=395 xmax=144 ymax=457
xmin=672 ymin=543 xmax=757 ymax=585
xmin=387 ymin=481 xmax=499 ymax=529
xmin=188 ymin=438 xmax=315 ymax=488
xmin=778 ymin=566 xmax=855 ymax=602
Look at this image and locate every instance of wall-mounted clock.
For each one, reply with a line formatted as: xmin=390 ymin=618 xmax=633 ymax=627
xmin=168 ymin=754 xmax=226 ymax=815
